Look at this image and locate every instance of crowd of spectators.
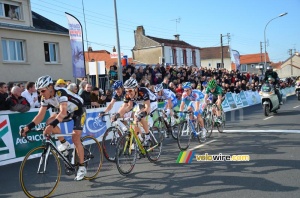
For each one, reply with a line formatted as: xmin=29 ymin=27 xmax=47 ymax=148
xmin=0 ymin=64 xmax=296 ymax=112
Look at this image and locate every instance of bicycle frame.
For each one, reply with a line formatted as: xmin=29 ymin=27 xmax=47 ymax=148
xmin=38 ymin=134 xmax=76 ymax=174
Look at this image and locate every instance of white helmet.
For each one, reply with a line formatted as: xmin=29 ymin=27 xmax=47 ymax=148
xmin=154 ymin=83 xmax=163 ymax=92
xmin=35 ymin=75 xmax=53 ymax=90
xmin=123 ymin=79 xmax=138 ymax=89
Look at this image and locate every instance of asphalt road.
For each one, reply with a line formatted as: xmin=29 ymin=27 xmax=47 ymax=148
xmin=1 ymin=96 xmax=300 ymax=198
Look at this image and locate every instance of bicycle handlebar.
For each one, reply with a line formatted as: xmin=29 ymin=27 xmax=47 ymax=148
xmin=19 ymin=126 xmax=45 ymax=143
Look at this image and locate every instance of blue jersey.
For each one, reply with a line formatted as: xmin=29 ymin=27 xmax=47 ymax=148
xmin=182 ymin=89 xmax=204 ymax=102
xmin=112 ymin=91 xmax=125 ymax=101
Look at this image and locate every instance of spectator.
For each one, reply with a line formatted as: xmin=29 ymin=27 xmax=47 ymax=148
xmin=0 ymin=82 xmax=9 ymax=110
xmin=175 ymin=84 xmax=184 ymax=100
xmin=78 ymin=80 xmax=87 ymax=95
xmin=21 ymin=82 xmax=40 ymax=108
xmin=16 ymin=83 xmax=26 ymax=92
xmin=79 ymin=83 xmax=92 ymax=107
xmin=6 ymin=86 xmax=30 ymax=112
xmin=162 ymin=76 xmax=169 ymax=89
xmin=67 ymin=83 xmax=78 ymax=94
xmin=90 ymin=87 xmax=101 ymax=107
xmin=56 ymin=79 xmax=66 ymax=88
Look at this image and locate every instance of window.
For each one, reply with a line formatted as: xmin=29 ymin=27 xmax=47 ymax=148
xmin=44 ymin=43 xmax=59 ymax=63
xmin=192 ymin=50 xmax=196 ymax=66
xmin=241 ymin=64 xmax=247 ymax=72
xmin=170 ymin=48 xmax=173 ymax=64
xmin=0 ymin=2 xmax=21 ymax=20
xmin=217 ymin=63 xmax=221 ymax=68
xmin=2 ymin=39 xmax=25 ymax=62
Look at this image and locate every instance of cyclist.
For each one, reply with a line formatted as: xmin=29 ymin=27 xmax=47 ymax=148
xmin=264 ymin=66 xmax=282 ymax=105
xmin=178 ymin=82 xmax=207 ymax=139
xmin=115 ymin=79 xmax=158 ymax=145
xmin=154 ymin=83 xmax=178 ymax=126
xmin=20 ymin=75 xmax=87 ymax=181
xmin=204 ymin=79 xmax=224 ymax=124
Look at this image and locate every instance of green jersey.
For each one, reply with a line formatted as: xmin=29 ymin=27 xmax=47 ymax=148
xmin=205 ymin=85 xmax=223 ymax=97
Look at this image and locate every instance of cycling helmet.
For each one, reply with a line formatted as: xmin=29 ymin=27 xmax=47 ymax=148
xmin=154 ymin=83 xmax=163 ymax=92
xmin=182 ymin=82 xmax=192 ymax=89
xmin=35 ymin=75 xmax=53 ymax=90
xmin=208 ymin=79 xmax=217 ymax=89
xmin=112 ymin=80 xmax=123 ymax=90
xmin=123 ymin=78 xmax=138 ymax=89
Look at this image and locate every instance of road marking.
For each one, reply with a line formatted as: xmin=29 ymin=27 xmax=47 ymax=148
xmin=189 ymin=139 xmax=217 ymax=151
xmin=222 ymin=130 xmax=300 ymax=133
xmin=263 ymin=116 xmax=273 ymax=120
xmin=293 ymin=105 xmax=300 ymax=108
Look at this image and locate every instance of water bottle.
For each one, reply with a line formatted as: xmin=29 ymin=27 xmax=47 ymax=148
xmin=138 ymin=133 xmax=144 ymax=143
xmin=118 ymin=120 xmax=128 ymax=132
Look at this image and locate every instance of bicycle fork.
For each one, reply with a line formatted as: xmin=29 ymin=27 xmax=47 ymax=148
xmin=37 ymin=146 xmax=51 ymax=174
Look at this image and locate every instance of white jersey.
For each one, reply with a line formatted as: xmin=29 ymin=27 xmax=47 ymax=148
xmin=41 ymin=87 xmax=83 ymax=113
xmin=157 ymin=89 xmax=176 ymax=101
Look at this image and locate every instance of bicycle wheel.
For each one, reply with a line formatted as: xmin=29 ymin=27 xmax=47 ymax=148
xmin=170 ymin=118 xmax=180 ymax=140
xmin=115 ymin=133 xmax=137 ymax=176
xmin=146 ymin=127 xmax=163 ymax=162
xmin=80 ymin=136 xmax=103 ymax=180
xmin=102 ymin=127 xmax=123 ymax=162
xmin=153 ymin=119 xmax=168 ymax=140
xmin=204 ymin=111 xmax=213 ymax=138
xmin=20 ymin=146 xmax=61 ymax=198
xmin=177 ymin=121 xmax=192 ymax=151
xmin=217 ymin=111 xmax=226 ymax=133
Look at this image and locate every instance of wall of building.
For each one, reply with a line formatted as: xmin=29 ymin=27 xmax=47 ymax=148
xmin=277 ymin=65 xmax=300 ymax=78
xmin=0 ymin=29 xmax=73 ymax=82
xmin=201 ymin=58 xmax=231 ymax=70
xmin=0 ymin=0 xmax=33 ymax=27
xmin=132 ymin=47 xmax=162 ymax=65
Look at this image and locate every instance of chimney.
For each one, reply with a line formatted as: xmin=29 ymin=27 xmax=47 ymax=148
xmin=88 ymin=46 xmax=93 ymax=52
xmin=113 ymin=46 xmax=116 ymax=52
xmin=136 ymin=26 xmax=145 ymax=36
xmin=174 ymin=34 xmax=180 ymax=41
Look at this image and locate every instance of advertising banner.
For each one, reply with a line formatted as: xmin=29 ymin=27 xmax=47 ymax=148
xmin=225 ymin=92 xmax=237 ymax=109
xmin=239 ymin=91 xmax=249 ymax=107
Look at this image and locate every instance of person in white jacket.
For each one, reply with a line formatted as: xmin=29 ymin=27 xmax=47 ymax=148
xmin=21 ymin=82 xmax=40 ymax=108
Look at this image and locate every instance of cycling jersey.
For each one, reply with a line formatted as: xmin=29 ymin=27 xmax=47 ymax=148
xmin=112 ymin=91 xmax=125 ymax=101
xmin=205 ymin=85 xmax=223 ymax=97
xmin=41 ymin=87 xmax=83 ymax=113
xmin=124 ymin=87 xmax=157 ymax=104
xmin=157 ymin=89 xmax=176 ymax=101
xmin=182 ymin=89 xmax=204 ymax=102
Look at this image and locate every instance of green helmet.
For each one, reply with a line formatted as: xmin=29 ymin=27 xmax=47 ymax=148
xmin=208 ymin=79 xmax=217 ymax=89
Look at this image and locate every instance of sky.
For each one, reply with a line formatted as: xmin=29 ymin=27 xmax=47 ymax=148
xmin=30 ymin=0 xmax=300 ymax=63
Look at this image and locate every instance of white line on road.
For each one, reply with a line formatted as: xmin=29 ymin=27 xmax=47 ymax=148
xmin=222 ymin=129 xmax=300 ymax=133
xmin=189 ymin=139 xmax=217 ymax=151
xmin=263 ymin=116 xmax=273 ymax=120
xmin=293 ymin=105 xmax=300 ymax=108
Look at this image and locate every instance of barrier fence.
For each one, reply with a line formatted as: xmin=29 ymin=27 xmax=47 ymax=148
xmin=0 ymin=86 xmax=295 ymax=166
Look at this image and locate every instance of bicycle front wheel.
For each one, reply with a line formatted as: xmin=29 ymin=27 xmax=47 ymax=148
xmin=204 ymin=111 xmax=213 ymax=138
xmin=102 ymin=127 xmax=123 ymax=162
xmin=217 ymin=111 xmax=226 ymax=133
xmin=80 ymin=135 xmax=103 ymax=180
xmin=153 ymin=119 xmax=167 ymax=140
xmin=115 ymin=133 xmax=137 ymax=176
xmin=177 ymin=121 xmax=192 ymax=151
xmin=20 ymin=146 xmax=61 ymax=198
xmin=146 ymin=127 xmax=163 ymax=162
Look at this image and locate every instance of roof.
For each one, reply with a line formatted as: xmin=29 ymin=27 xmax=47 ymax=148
xmin=32 ymin=11 xmax=68 ymax=34
xmin=147 ymin=36 xmax=198 ymax=49
xmin=270 ymin=61 xmax=282 ymax=69
xmin=0 ymin=11 xmax=68 ymax=34
xmin=240 ymin=53 xmax=269 ymax=64
xmin=200 ymin=46 xmax=230 ymax=59
xmin=84 ymin=50 xmax=133 ymax=69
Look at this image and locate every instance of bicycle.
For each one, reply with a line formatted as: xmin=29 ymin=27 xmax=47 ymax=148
xmin=19 ymin=127 xmax=103 ymax=198
xmin=101 ymin=113 xmax=132 ymax=162
xmin=176 ymin=110 xmax=204 ymax=151
xmin=203 ymin=102 xmax=226 ymax=136
xmin=152 ymin=108 xmax=180 ymax=140
xmin=115 ymin=117 xmax=163 ymax=176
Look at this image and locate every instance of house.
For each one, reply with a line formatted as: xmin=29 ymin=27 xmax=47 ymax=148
xmin=132 ymin=26 xmax=200 ymax=67
xmin=200 ymin=46 xmax=231 ymax=70
xmin=277 ymin=52 xmax=300 ymax=78
xmin=0 ymin=0 xmax=73 ymax=83
xmin=239 ymin=53 xmax=270 ymax=74
xmin=84 ymin=47 xmax=133 ymax=74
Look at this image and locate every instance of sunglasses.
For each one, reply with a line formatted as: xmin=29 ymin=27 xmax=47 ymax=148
xmin=184 ymin=89 xmax=191 ymax=92
xmin=39 ymin=89 xmax=47 ymax=93
xmin=125 ymin=89 xmax=135 ymax=93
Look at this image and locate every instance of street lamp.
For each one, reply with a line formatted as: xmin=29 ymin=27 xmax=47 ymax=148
xmin=263 ymin=12 xmax=288 ymax=74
